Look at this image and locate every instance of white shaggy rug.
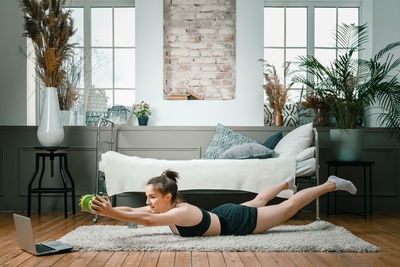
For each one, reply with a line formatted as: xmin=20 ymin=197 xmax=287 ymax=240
xmin=58 ymin=221 xmax=379 ymax=252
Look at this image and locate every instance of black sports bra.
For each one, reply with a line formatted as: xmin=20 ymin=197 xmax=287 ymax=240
xmin=175 ymin=208 xmax=211 ymax=237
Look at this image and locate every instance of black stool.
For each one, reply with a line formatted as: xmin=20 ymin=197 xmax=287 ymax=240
xmin=326 ymin=161 xmax=374 ymax=219
xmin=27 ymin=147 xmax=76 ymax=218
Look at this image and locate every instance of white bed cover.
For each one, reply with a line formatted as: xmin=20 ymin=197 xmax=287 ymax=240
xmin=100 ymin=151 xmax=296 ymax=198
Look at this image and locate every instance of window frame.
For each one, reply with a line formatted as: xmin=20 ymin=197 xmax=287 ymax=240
xmin=27 ymin=0 xmax=136 ymax=125
xmin=263 ymin=1 xmax=362 ymax=102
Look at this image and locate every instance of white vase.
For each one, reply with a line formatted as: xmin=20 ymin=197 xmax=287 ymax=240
xmin=37 ymin=87 xmax=64 ymax=147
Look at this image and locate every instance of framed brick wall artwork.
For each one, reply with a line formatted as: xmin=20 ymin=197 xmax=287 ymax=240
xmin=163 ymin=0 xmax=236 ymax=100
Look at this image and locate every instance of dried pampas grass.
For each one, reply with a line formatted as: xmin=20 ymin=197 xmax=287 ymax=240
xmin=20 ymin=0 xmax=75 ymax=88
xmin=260 ymin=59 xmax=290 ymax=114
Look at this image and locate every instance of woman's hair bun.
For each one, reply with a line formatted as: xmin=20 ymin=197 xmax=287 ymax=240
xmin=162 ymin=169 xmax=179 ymax=182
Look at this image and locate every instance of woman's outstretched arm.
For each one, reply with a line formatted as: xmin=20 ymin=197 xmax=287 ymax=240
xmin=113 ymin=206 xmax=151 ymax=213
xmin=90 ymin=195 xmax=186 ymax=226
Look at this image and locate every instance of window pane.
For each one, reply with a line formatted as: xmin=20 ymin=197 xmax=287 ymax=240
xmin=286 ymin=8 xmax=307 ymax=47
xmin=105 ymin=90 xmax=114 ymax=107
xmin=92 ymin=48 xmax=112 ymax=88
xmin=92 ymin=8 xmax=112 ymax=46
xmin=115 ymin=48 xmax=135 ymax=88
xmin=74 ymin=90 xmax=85 ymax=125
xmin=338 ymin=8 xmax=358 ymax=26
xmin=315 ymin=8 xmax=336 ymax=47
xmin=115 ymin=90 xmax=135 ymax=107
xmin=114 ymin=8 xmax=135 ymax=47
xmin=264 ymin=48 xmax=284 ymax=80
xmin=338 ymin=48 xmax=358 ymax=59
xmin=315 ymin=48 xmax=336 ymax=68
xmin=69 ymin=48 xmax=84 ymax=89
xmin=287 ymin=89 xmax=302 ymax=103
xmin=286 ymin=48 xmax=307 ymax=88
xmin=264 ymin=8 xmax=284 ymax=46
xmin=69 ymin=8 xmax=84 ymax=46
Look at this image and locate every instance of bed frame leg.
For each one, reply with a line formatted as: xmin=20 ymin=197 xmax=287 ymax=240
xmin=313 ymin=128 xmax=321 ymax=221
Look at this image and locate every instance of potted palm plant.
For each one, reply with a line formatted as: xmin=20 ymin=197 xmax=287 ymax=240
xmin=21 ymin=0 xmax=75 ymax=146
xmin=295 ymin=23 xmax=400 ymax=161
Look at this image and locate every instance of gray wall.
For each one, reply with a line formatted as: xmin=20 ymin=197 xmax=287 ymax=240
xmin=0 ymin=0 xmax=27 ymax=125
xmin=0 ymin=126 xmax=399 ymax=214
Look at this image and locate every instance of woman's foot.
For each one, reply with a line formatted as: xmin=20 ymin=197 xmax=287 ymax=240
xmin=327 ymin=175 xmax=357 ymax=194
xmin=286 ymin=176 xmax=297 ymax=192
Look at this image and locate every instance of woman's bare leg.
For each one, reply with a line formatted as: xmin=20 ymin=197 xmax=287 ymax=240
xmin=241 ymin=180 xmax=289 ymax=208
xmin=252 ymin=181 xmax=336 ymax=233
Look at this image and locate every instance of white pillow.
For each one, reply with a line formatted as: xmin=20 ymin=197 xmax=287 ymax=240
xmin=296 ymin=146 xmax=316 ymax=162
xmin=296 ymin=158 xmax=316 ymax=177
xmin=274 ymin=122 xmax=313 ymax=158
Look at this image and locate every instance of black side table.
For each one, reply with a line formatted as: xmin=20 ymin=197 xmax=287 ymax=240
xmin=27 ymin=147 xmax=76 ymax=218
xmin=326 ymin=161 xmax=374 ymax=219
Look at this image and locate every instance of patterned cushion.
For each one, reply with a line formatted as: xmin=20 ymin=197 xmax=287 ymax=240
xmin=263 ymin=131 xmax=283 ymax=149
xmin=264 ymin=103 xmax=299 ymax=126
xmin=202 ymin=124 xmax=259 ymax=159
xmin=220 ymin=143 xmax=275 ymax=159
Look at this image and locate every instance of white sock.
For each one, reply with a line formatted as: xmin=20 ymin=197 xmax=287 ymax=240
xmin=328 ymin=175 xmax=357 ymax=195
xmin=286 ymin=176 xmax=297 ymax=192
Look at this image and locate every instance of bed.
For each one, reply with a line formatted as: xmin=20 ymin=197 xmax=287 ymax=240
xmin=95 ymin=119 xmax=320 ymax=221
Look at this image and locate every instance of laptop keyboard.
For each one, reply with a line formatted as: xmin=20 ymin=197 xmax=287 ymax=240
xmin=35 ymin=244 xmax=56 ymax=254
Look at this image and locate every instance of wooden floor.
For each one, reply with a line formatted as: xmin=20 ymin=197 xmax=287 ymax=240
xmin=1 ymin=211 xmax=399 ymax=267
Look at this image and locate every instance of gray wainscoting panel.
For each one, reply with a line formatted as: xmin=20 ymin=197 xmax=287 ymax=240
xmin=363 ymin=148 xmax=398 ymax=197
xmin=0 ymin=147 xmax=3 ymax=196
xmin=18 ymin=147 xmax=96 ymax=197
xmin=1 ymin=126 xmax=399 ymax=212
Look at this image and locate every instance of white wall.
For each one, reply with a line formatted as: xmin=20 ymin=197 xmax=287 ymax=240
xmin=0 ymin=0 xmax=27 ymax=125
xmin=364 ymin=0 xmax=400 ymax=127
xmin=1 ymin=0 xmax=398 ymax=126
xmin=136 ymin=0 xmax=264 ymax=126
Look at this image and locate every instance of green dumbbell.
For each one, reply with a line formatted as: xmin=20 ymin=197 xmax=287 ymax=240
xmin=80 ymin=194 xmax=95 ymax=211
xmin=80 ymin=194 xmax=105 ymax=212
xmin=80 ymin=194 xmax=107 ymax=211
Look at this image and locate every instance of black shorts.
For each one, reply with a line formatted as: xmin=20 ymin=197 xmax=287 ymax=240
xmin=211 ymin=203 xmax=258 ymax=236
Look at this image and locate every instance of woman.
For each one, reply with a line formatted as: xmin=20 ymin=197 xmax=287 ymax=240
xmin=88 ymin=170 xmax=357 ymax=237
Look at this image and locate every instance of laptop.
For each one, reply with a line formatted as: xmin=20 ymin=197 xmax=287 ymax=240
xmin=13 ymin=213 xmax=73 ymax=256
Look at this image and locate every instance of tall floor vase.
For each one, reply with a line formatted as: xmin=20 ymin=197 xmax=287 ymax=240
xmin=37 ymin=87 xmax=64 ymax=147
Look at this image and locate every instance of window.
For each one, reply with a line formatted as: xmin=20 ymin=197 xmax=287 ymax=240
xmin=314 ymin=7 xmax=359 ymax=67
xmin=27 ymin=1 xmax=135 ymax=125
xmin=264 ymin=7 xmax=307 ymax=102
xmin=263 ymin=2 xmax=360 ymax=102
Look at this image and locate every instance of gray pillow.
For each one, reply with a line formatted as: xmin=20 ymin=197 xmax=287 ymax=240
xmin=220 ymin=143 xmax=275 ymax=159
xmin=202 ymin=123 xmax=259 ymax=159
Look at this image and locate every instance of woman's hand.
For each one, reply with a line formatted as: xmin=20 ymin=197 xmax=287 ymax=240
xmin=90 ymin=195 xmax=113 ymax=217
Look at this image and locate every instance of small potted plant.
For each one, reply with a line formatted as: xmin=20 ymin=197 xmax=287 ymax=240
xmin=133 ymin=101 xmax=152 ymax=126
xmin=259 ymin=60 xmax=290 ymax=126
xmin=300 ymin=93 xmax=331 ymax=126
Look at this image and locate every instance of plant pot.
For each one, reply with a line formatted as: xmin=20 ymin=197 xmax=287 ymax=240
xmin=37 ymin=87 xmax=64 ymax=147
xmin=137 ymin=116 xmax=149 ymax=126
xmin=274 ymin=111 xmax=283 ymax=126
xmin=330 ymin=129 xmax=363 ymax=161
xmin=313 ymin=108 xmax=330 ymax=126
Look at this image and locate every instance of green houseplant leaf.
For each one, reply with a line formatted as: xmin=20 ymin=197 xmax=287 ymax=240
xmin=294 ymin=23 xmax=400 ymax=141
